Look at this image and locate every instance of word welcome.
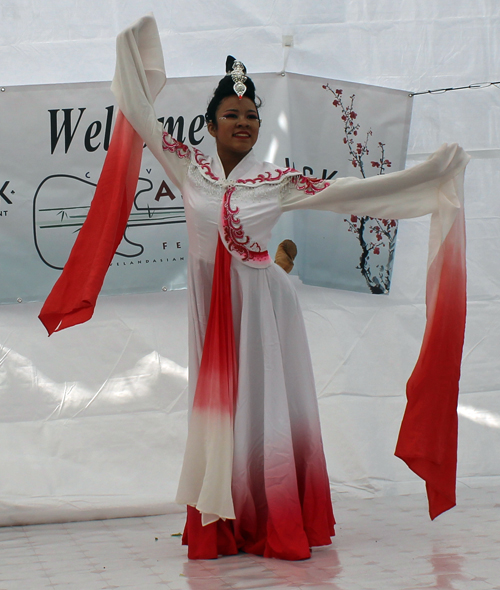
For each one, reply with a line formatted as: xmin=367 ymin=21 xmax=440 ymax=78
xmin=49 ymin=105 xmax=206 ymax=154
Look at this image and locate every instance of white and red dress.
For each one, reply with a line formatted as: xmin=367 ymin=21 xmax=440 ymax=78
xmin=161 ymin=140 xmax=337 ymax=559
xmin=39 ymin=15 xmax=470 ymax=561
xmin=146 ymin=126 xmax=466 ymax=558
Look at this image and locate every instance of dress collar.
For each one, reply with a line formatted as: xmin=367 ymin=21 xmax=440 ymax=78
xmin=193 ymin=147 xmax=299 ymax=185
xmin=212 ymin=149 xmax=258 ymax=181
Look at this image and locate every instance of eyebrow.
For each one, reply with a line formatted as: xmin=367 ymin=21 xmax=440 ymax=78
xmin=222 ymin=108 xmax=258 ymax=114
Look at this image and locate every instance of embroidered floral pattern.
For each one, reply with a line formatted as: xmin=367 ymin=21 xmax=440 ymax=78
xmin=236 ymin=168 xmax=296 ymax=185
xmin=192 ymin=148 xmax=220 ymax=181
xmin=186 ymin=147 xmax=298 ymax=188
xmin=162 ymin=132 xmax=191 ymax=159
xmin=222 ymin=187 xmax=270 ymax=263
xmin=290 ymin=175 xmax=330 ymax=195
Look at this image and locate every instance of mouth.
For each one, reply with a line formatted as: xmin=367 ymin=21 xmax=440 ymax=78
xmin=233 ymin=132 xmax=251 ymax=138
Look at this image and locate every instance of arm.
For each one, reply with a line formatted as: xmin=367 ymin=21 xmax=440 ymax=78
xmin=282 ymin=143 xmax=469 ymax=263
xmin=282 ymin=143 xmax=469 ymax=220
xmin=111 ymin=14 xmax=190 ymax=189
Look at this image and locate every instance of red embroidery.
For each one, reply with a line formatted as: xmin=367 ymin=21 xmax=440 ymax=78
xmin=236 ymin=167 xmax=296 ymax=185
xmin=222 ymin=187 xmax=270 ymax=263
xmin=162 ymin=133 xmax=191 ymax=159
xmin=184 ymin=149 xmax=296 ymax=187
xmin=192 ymin=148 xmax=220 ymax=181
xmin=290 ymin=175 xmax=330 ymax=195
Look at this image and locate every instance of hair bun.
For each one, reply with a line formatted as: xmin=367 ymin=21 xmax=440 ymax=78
xmin=205 ymin=58 xmax=260 ymax=125
xmin=226 ymin=56 xmax=247 ymax=76
xmin=225 ymin=56 xmax=236 ymax=74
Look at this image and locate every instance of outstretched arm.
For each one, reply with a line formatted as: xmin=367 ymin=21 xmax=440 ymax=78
xmin=111 ymin=14 xmax=190 ymax=190
xmin=282 ymin=142 xmax=469 ymax=266
xmin=282 ymin=143 xmax=469 ymax=220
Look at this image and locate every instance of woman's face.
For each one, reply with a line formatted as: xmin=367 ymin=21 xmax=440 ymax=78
xmin=207 ymin=95 xmax=260 ymax=158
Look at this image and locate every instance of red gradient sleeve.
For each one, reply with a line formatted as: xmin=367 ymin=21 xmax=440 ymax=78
xmin=39 ymin=111 xmax=143 ymax=335
xmin=395 ymin=206 xmax=467 ymax=519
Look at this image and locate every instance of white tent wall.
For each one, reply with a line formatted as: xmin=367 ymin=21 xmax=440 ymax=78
xmin=1 ymin=1 xmax=499 ymax=526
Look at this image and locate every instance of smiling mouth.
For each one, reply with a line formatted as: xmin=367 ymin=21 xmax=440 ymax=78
xmin=233 ymin=132 xmax=251 ymax=138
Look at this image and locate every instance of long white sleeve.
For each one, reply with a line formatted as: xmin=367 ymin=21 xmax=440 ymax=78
xmin=281 ymin=143 xmax=470 ymax=265
xmin=110 ymin=14 xmax=190 ymax=190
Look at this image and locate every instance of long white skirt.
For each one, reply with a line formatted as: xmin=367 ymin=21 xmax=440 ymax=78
xmin=181 ymin=253 xmax=335 ymax=560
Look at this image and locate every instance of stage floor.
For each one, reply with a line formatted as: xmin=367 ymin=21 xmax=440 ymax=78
xmin=1 ymin=485 xmax=499 ymax=590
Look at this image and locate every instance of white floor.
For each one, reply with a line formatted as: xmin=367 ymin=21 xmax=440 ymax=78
xmin=1 ymin=485 xmax=499 ymax=590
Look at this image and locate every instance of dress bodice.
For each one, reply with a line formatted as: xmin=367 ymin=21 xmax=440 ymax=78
xmin=163 ymin=137 xmax=306 ymax=268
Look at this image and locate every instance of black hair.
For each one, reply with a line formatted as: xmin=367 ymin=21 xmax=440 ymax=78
xmin=205 ymin=56 xmax=261 ymax=126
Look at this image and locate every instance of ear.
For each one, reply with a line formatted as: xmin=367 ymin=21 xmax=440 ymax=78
xmin=207 ymin=121 xmax=217 ymax=138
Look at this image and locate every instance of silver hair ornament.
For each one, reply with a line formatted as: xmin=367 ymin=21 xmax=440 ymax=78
xmin=228 ymin=60 xmax=248 ymax=99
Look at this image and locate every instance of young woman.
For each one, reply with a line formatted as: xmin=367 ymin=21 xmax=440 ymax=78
xmin=40 ymin=15 xmax=469 ymax=561
xmin=157 ymin=62 xmax=338 ymax=560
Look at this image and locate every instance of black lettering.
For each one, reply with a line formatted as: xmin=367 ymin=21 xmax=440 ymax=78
xmin=84 ymin=120 xmax=102 ymax=152
xmin=302 ymin=166 xmax=314 ymax=176
xmin=155 ymin=180 xmax=176 ymax=201
xmin=0 ymin=211 xmax=7 ymax=216
xmin=188 ymin=115 xmax=205 ymax=145
xmin=285 ymin=157 xmax=295 ymax=169
xmin=176 ymin=242 xmax=181 ymax=248
xmin=180 ymin=257 xmax=184 ymax=261
xmin=0 ymin=181 xmax=12 ymax=205
xmin=162 ymin=242 xmax=168 ymax=249
xmin=49 ymin=108 xmax=86 ymax=154
xmin=163 ymin=116 xmax=185 ymax=143
xmin=322 ymin=169 xmax=338 ymax=180
xmin=103 ymin=105 xmax=114 ymax=151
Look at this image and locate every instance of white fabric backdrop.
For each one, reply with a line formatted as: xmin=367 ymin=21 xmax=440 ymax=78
xmin=0 ymin=0 xmax=499 ymax=526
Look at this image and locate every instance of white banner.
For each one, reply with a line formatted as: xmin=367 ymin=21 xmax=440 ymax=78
xmin=0 ymin=74 xmax=411 ymax=304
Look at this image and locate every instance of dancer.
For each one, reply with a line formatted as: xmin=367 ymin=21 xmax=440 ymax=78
xmin=40 ymin=15 xmax=469 ymax=561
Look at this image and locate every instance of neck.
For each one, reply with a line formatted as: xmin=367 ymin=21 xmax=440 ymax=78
xmin=217 ymin=148 xmax=251 ymax=178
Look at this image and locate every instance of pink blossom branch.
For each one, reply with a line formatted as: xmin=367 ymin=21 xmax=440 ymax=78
xmin=323 ymin=83 xmax=398 ymax=294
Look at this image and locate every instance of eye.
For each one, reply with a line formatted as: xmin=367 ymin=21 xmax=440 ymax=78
xmin=247 ymin=113 xmax=259 ymax=121
xmin=223 ymin=113 xmax=238 ymax=119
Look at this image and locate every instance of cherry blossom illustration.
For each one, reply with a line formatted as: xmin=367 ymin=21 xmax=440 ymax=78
xmin=323 ymin=83 xmax=398 ymax=294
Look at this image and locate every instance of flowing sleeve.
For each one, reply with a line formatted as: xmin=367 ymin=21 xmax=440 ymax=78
xmin=111 ymin=14 xmax=191 ymax=189
xmin=281 ymin=143 xmax=468 ymax=255
xmin=39 ymin=14 xmax=189 ymax=335
xmin=283 ymin=144 xmax=471 ymax=520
